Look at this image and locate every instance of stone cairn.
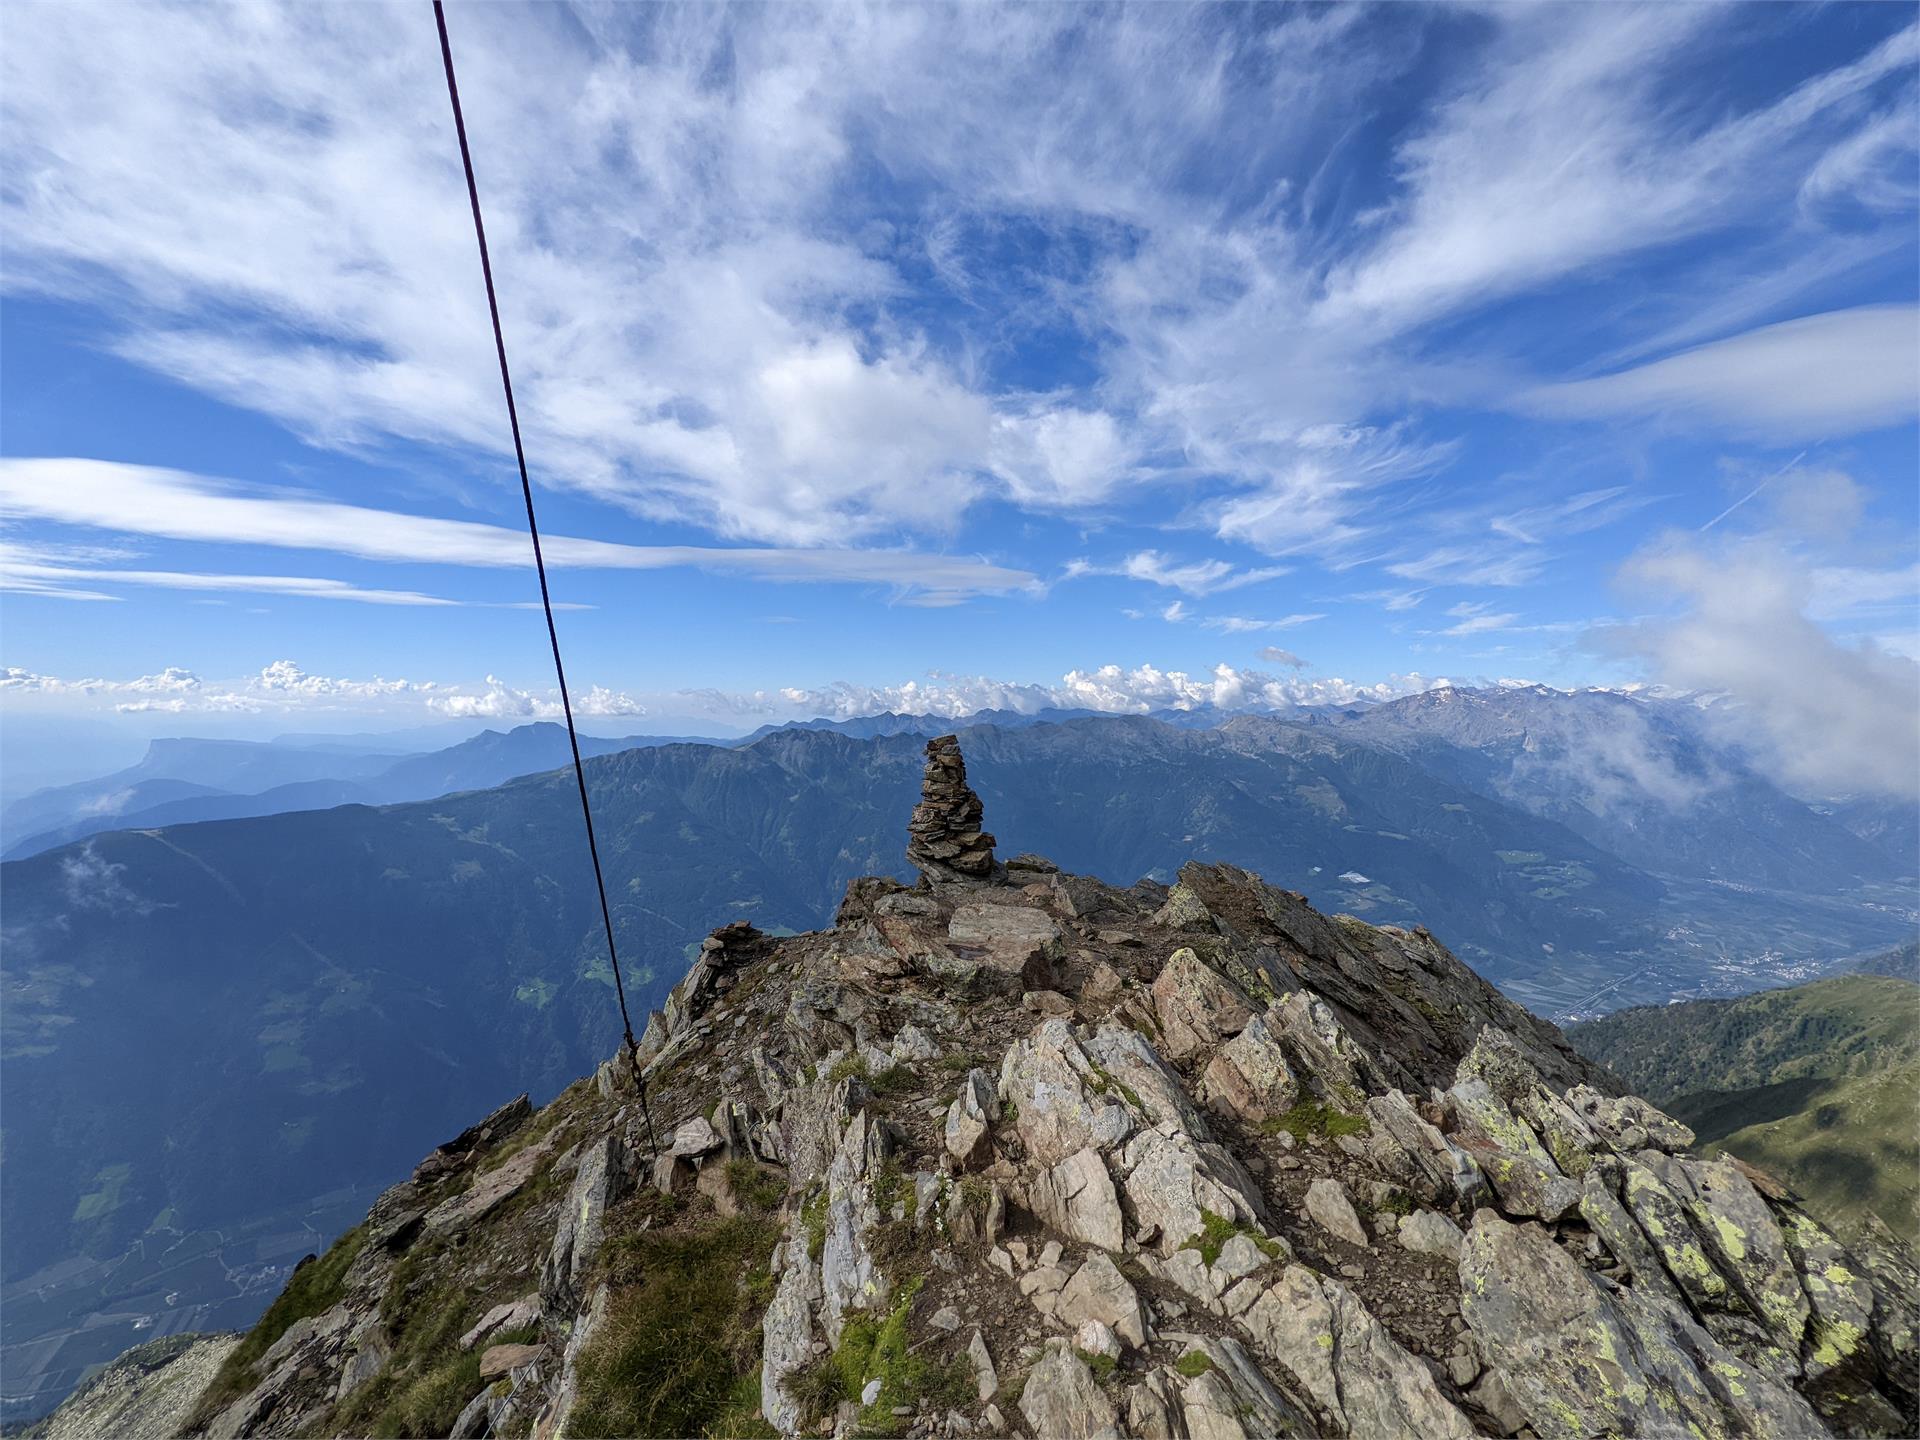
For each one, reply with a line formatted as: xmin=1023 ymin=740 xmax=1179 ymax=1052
xmin=905 ymin=734 xmax=997 ymax=882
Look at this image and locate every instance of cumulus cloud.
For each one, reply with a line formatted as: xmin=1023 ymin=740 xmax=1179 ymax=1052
xmin=774 ymin=662 xmax=1431 ymax=720
xmin=427 ymin=676 xmax=647 ymax=721
xmin=1256 ymin=648 xmax=1308 ymax=669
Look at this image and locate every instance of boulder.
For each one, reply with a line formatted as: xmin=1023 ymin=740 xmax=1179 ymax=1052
xmin=1074 ymin=1319 xmax=1122 ymax=1364
xmin=760 ymin=1210 xmax=823 ymax=1435
xmin=459 ymin=1292 xmax=540 ymax=1351
xmin=1151 ymin=882 xmax=1215 ymax=932
xmin=819 ymin=1110 xmax=894 ymax=1344
xmin=1616 ymin=1152 xmax=1734 ymax=1314
xmin=1241 ymin=1265 xmax=1476 ymax=1438
xmin=478 ymin=1342 xmax=543 ymax=1380
xmin=1644 ymin=1152 xmax=1809 ymax=1352
xmin=1019 ymin=1343 xmax=1119 ymax=1440
xmin=1056 ymin=1252 xmax=1148 ymax=1349
xmin=1304 ymin=1178 xmax=1369 ymax=1249
xmin=1118 ymin=1124 xmax=1266 ymax=1256
xmin=1565 ymin=1084 xmax=1695 ymax=1153
xmin=949 ymin=904 xmax=1061 ymax=988
xmin=999 ymin=1019 xmax=1133 ymax=1166
xmin=1083 ymin=1022 xmax=1209 ymax=1137
xmin=541 ymin=1132 xmax=628 ymax=1318
xmin=1029 ymin=1147 xmax=1125 ymax=1253
xmin=1365 ymin=1089 xmax=1483 ymax=1206
xmin=944 ymin=1068 xmax=998 ymax=1166
xmin=968 ymin=1328 xmax=999 ymax=1402
xmin=1200 ymin=1013 xmax=1300 ymax=1123
xmin=424 ymin=1133 xmax=554 ymax=1234
xmin=1265 ymin=990 xmax=1377 ymax=1108
xmin=1398 ymin=1208 xmax=1464 ymax=1264
xmin=1151 ymin=947 xmax=1252 ymax=1059
xmin=1162 ymin=1334 xmax=1306 ymax=1440
xmin=669 ymin=1116 xmax=723 ymax=1158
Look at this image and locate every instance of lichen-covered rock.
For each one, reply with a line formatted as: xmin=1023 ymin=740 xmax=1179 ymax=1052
xmin=1241 ymin=1264 xmax=1475 ymax=1438
xmin=1158 ymin=1333 xmax=1308 ymax=1440
xmin=1616 ymin=1151 xmax=1735 ymax=1314
xmin=1365 ymin=1088 xmax=1484 ymax=1206
xmin=1647 ymin=1152 xmax=1809 ymax=1361
xmin=1579 ymin=1157 xmax=1689 ymax=1313
xmin=1566 ymin=1083 xmax=1695 ymax=1153
xmin=1083 ymin=1022 xmax=1209 ymax=1137
xmin=999 ymin=1019 xmax=1133 ymax=1166
xmin=540 ymin=1132 xmax=628 ymax=1320
xmin=1461 ymin=1210 xmax=1825 ymax=1440
xmin=1152 ymin=881 xmax=1216 ymax=933
xmin=1266 ymin=990 xmax=1376 ymax=1109
xmin=761 ymin=1210 xmax=823 ymax=1435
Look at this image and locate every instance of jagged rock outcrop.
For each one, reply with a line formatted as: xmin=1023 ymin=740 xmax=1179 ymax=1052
xmin=906 ymin=734 xmax=996 ymax=881
xmin=128 ymin=738 xmax=1915 ymax=1440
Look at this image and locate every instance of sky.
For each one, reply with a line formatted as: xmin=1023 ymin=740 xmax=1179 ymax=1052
xmin=2 ymin=3 xmax=1916 ymax=777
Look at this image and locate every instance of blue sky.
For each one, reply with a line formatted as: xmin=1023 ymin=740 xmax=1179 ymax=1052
xmin=2 ymin=3 xmax=1916 ymax=766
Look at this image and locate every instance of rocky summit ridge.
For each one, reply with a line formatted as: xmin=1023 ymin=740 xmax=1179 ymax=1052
xmin=92 ymin=736 xmax=1916 ymax=1439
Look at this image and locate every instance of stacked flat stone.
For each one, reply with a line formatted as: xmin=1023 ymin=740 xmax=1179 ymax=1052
xmin=906 ymin=735 xmax=997 ymax=882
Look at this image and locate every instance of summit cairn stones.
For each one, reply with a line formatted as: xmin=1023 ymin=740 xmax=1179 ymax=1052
xmin=906 ymin=735 xmax=997 ymax=882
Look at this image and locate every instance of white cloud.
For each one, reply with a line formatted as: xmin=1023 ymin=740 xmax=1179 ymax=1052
xmin=0 ymin=459 xmax=1038 ymax=602
xmin=1386 ymin=546 xmax=1543 ymax=589
xmin=1440 ymin=601 xmax=1520 ymax=637
xmin=1201 ymin=613 xmax=1325 ymax=634
xmin=1349 ymin=588 xmax=1425 ymax=612
xmin=1608 ymin=535 xmax=1920 ymax=800
xmin=770 ymin=661 xmax=1434 ymax=721
xmin=0 ymin=550 xmax=469 ymax=607
xmin=4 ymin=1 xmax=1901 ymax=584
xmin=1523 ymin=306 xmax=1920 ymax=438
xmin=1079 ymin=551 xmax=1291 ymax=597
xmin=426 ymin=676 xmax=647 ymax=720
xmin=1257 ymin=647 xmax=1307 ymax=669
xmin=1324 ymin=12 xmax=1919 ymax=329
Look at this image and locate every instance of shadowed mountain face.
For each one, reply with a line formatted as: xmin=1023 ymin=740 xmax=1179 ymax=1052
xmin=2 ymin=707 xmax=1913 ymax=1419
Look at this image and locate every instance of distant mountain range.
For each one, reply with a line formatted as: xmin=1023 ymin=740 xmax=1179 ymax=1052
xmin=0 ymin=724 xmax=719 ymax=859
xmin=1 ymin=685 xmax=1913 ymax=1417
xmin=1568 ymin=965 xmax=1920 ymax=1244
